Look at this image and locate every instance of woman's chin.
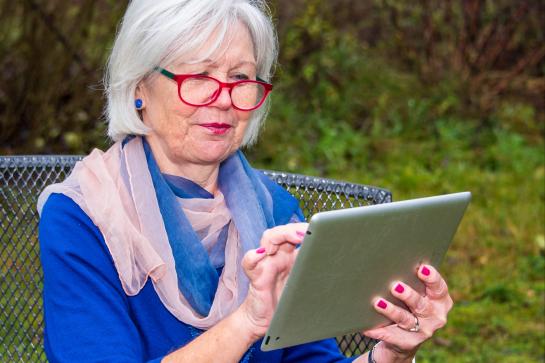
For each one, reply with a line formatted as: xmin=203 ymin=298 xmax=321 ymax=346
xmin=192 ymin=141 xmax=237 ymax=165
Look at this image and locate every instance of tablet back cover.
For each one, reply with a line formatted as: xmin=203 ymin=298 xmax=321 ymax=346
xmin=261 ymin=192 xmax=470 ymax=351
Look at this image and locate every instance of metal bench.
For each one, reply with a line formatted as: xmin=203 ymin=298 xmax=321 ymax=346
xmin=0 ymin=155 xmax=392 ymax=362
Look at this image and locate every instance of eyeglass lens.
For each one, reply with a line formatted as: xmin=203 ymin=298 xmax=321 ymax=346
xmin=180 ymin=77 xmax=266 ymax=110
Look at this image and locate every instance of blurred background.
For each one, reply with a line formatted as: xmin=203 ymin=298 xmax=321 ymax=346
xmin=0 ymin=0 xmax=543 ymax=361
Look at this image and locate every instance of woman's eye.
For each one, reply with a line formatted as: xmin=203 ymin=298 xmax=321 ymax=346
xmin=232 ymin=73 xmax=249 ymax=80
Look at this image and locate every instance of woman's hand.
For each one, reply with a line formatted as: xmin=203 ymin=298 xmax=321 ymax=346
xmin=363 ymin=265 xmax=453 ymax=362
xmin=237 ymin=223 xmax=308 ymax=340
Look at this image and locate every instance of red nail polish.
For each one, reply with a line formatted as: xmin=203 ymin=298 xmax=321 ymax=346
xmin=395 ymin=283 xmax=405 ymax=294
xmin=256 ymin=247 xmax=266 ymax=254
xmin=296 ymin=231 xmax=305 ymax=237
xmin=421 ymin=266 xmax=431 ymax=276
xmin=377 ymin=299 xmax=387 ymax=309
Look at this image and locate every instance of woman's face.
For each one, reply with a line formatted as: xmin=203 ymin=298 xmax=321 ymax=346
xmin=137 ymin=21 xmax=256 ymax=169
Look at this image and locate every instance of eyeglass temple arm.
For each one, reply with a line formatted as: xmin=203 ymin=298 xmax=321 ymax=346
xmin=154 ymin=67 xmax=176 ymax=80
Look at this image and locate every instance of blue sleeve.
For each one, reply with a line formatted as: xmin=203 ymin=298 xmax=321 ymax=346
xmin=39 ymin=193 xmax=164 ymax=363
xmin=281 ymin=338 xmax=358 ymax=362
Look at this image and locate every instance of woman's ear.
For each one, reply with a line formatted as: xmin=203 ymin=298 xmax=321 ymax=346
xmin=135 ymin=83 xmax=146 ymax=110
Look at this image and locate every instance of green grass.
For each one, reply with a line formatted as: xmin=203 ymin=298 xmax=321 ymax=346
xmin=248 ymin=87 xmax=545 ymax=362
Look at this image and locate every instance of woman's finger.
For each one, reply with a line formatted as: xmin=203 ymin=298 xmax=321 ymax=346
xmin=260 ymin=223 xmax=308 ymax=255
xmin=372 ymin=298 xmax=422 ymax=333
xmin=389 ymin=281 xmax=429 ymax=317
xmin=362 ymin=324 xmax=421 ymax=353
xmin=418 ymin=265 xmax=450 ymax=300
xmin=241 ymin=247 xmax=268 ymax=274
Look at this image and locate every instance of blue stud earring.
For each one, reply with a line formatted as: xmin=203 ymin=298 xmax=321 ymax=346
xmin=135 ymin=99 xmax=144 ymax=110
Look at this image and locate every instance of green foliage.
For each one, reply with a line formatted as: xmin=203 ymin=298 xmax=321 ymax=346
xmin=0 ymin=0 xmax=124 ymax=154
xmin=248 ymin=4 xmax=544 ymax=360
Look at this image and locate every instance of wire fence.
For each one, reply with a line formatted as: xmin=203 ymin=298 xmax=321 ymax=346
xmin=0 ymin=155 xmax=392 ymax=362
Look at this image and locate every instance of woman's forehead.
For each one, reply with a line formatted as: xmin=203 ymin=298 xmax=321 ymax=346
xmin=171 ymin=20 xmax=256 ymax=70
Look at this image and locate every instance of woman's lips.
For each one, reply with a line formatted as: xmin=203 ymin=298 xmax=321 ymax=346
xmin=199 ymin=123 xmax=232 ymax=135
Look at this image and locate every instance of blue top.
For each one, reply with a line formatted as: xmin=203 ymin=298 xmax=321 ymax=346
xmin=39 ymin=173 xmax=358 ymax=362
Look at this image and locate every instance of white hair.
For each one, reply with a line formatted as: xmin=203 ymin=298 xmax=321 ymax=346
xmin=104 ymin=0 xmax=278 ymax=146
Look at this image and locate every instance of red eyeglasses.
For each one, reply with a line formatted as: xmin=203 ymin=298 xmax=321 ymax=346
xmin=155 ymin=67 xmax=273 ymax=111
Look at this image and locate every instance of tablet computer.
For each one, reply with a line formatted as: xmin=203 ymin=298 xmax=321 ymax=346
xmin=261 ymin=191 xmax=471 ymax=351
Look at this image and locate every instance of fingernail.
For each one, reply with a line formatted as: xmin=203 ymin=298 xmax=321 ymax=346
xmin=395 ymin=283 xmax=405 ymax=294
xmin=256 ymin=247 xmax=266 ymax=254
xmin=377 ymin=299 xmax=387 ymax=309
xmin=421 ymin=266 xmax=431 ymax=276
xmin=296 ymin=231 xmax=306 ymax=237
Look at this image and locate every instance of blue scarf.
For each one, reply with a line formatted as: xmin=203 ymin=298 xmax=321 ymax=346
xmin=142 ymin=138 xmax=297 ymax=316
xmin=162 ymin=173 xmax=229 ymax=270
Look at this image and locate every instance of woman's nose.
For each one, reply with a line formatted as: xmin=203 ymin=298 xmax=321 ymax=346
xmin=211 ymin=86 xmax=233 ymax=110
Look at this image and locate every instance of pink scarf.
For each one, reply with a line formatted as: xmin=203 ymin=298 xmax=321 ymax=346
xmin=37 ymin=137 xmax=246 ymax=329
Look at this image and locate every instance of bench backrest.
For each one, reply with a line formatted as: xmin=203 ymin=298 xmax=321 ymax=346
xmin=0 ymin=155 xmax=392 ymax=361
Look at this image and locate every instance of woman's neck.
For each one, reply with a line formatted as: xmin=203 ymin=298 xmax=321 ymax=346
xmin=144 ymin=136 xmax=219 ymax=195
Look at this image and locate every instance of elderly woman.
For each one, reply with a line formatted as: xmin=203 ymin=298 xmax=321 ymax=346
xmin=38 ymin=1 xmax=453 ymax=362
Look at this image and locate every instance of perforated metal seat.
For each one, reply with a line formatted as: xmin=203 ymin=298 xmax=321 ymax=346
xmin=0 ymin=155 xmax=392 ymax=362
